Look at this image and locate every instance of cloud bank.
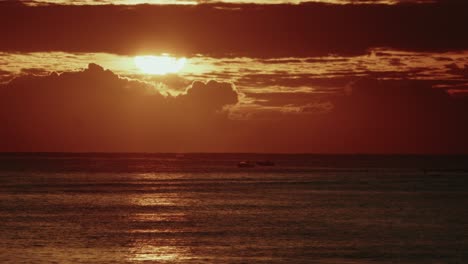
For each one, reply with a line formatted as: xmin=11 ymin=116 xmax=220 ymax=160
xmin=1 ymin=65 xmax=468 ymax=153
xmin=0 ymin=64 xmax=239 ymax=152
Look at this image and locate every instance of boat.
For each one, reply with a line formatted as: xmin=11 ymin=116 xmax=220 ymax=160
xmin=256 ymin=160 xmax=275 ymax=166
xmin=237 ymin=161 xmax=255 ymax=168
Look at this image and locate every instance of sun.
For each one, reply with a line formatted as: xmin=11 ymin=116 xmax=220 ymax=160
xmin=134 ymin=55 xmax=186 ymax=75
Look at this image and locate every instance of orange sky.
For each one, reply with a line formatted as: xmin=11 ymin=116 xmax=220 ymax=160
xmin=1 ymin=1 xmax=467 ymax=153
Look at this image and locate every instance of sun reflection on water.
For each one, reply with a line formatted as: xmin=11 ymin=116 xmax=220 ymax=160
xmin=126 ymin=178 xmax=192 ymax=263
xmin=129 ymin=195 xmax=177 ymax=206
xmin=130 ymin=244 xmax=189 ymax=262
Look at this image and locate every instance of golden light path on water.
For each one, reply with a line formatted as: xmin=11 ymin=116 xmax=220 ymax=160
xmin=127 ymin=173 xmax=191 ymax=262
xmin=130 ymin=245 xmax=185 ymax=262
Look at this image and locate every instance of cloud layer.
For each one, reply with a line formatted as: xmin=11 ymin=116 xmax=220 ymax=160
xmin=1 ymin=65 xmax=467 ymax=153
xmin=0 ymin=64 xmax=239 ymax=152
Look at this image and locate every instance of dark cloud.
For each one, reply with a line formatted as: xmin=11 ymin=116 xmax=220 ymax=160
xmin=434 ymin=56 xmax=454 ymax=62
xmin=237 ymin=73 xmax=353 ymax=89
xmin=388 ymin=58 xmax=405 ymax=67
xmin=446 ymin=63 xmax=468 ymax=79
xmin=178 ymin=80 xmax=238 ymax=113
xmin=0 ymin=64 xmax=239 ymax=152
xmin=1 ymin=64 xmax=468 ymax=153
xmin=0 ymin=2 xmax=467 ymax=57
xmin=0 ymin=69 xmax=12 ymax=83
xmin=256 ymin=57 xmax=349 ymax=64
xmin=20 ymin=67 xmax=51 ymax=75
xmin=235 ymin=68 xmax=440 ymax=92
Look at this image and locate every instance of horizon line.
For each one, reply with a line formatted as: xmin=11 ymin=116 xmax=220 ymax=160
xmin=1 ymin=151 xmax=468 ymax=156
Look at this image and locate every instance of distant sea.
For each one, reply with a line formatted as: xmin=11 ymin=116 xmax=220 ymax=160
xmin=1 ymin=153 xmax=467 ymax=263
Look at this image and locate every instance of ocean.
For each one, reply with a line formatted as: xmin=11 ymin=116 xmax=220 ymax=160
xmin=0 ymin=153 xmax=467 ymax=263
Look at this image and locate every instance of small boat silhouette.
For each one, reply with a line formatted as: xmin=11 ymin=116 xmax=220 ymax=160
xmin=238 ymin=161 xmax=255 ymax=168
xmin=256 ymin=160 xmax=275 ymax=166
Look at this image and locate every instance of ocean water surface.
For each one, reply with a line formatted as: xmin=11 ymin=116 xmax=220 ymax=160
xmin=1 ymin=153 xmax=467 ymax=263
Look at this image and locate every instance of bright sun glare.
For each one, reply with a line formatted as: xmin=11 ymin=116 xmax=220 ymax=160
xmin=134 ymin=55 xmax=186 ymax=75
